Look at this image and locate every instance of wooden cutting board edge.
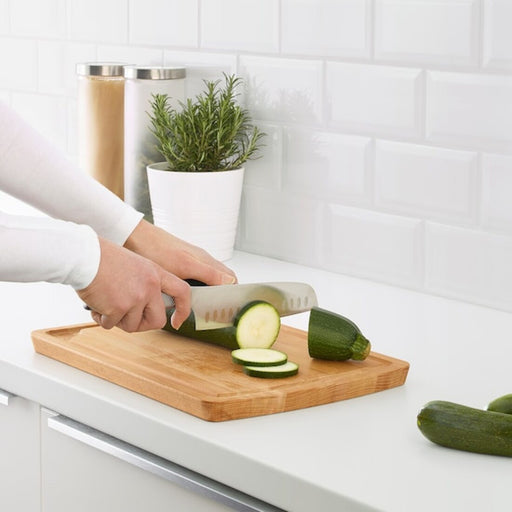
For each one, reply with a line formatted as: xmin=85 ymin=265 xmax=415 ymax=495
xmin=31 ymin=323 xmax=410 ymax=422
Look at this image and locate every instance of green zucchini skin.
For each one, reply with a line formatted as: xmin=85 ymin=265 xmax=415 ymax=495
xmin=487 ymin=394 xmax=512 ymax=415
xmin=307 ymin=307 xmax=371 ymax=361
xmin=417 ymin=400 xmax=512 ymax=457
xmin=163 ymin=310 xmax=240 ymax=350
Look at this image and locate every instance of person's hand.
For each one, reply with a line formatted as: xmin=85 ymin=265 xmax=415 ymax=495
xmin=123 ymin=219 xmax=237 ymax=285
xmin=77 ymin=237 xmax=190 ymax=332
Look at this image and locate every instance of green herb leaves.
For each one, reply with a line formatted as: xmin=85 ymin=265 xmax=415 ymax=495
xmin=148 ymin=74 xmax=264 ymax=172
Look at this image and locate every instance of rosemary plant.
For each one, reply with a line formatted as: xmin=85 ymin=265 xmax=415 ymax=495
xmin=148 ymin=74 xmax=264 ymax=172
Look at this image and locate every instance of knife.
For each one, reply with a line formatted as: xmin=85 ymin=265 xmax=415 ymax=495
xmin=163 ymin=281 xmax=318 ymax=330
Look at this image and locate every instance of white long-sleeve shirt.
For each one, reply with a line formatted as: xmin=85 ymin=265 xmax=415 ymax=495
xmin=0 ymin=101 xmax=143 ymax=289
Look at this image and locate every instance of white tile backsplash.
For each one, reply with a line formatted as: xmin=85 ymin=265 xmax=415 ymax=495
xmin=68 ymin=0 xmax=128 ymax=43
xmin=281 ymin=0 xmax=370 ymax=58
xmin=326 ymin=62 xmax=423 ymax=137
xmin=201 ymin=0 xmax=278 ymax=53
xmin=426 ymin=223 xmax=512 ymax=311
xmin=323 ymin=205 xmax=423 ymax=287
xmin=481 ymin=153 xmax=512 ymax=234
xmin=375 ymin=140 xmax=478 ymax=224
xmin=426 ymin=71 xmax=512 ymax=150
xmin=240 ymin=55 xmax=323 ymax=124
xmin=2 ymin=0 xmax=512 ymax=313
xmin=483 ymin=0 xmax=512 ymax=69
xmin=283 ymin=129 xmax=371 ymax=203
xmin=0 ymin=37 xmax=37 ymax=91
xmin=129 ymin=0 xmax=198 ymax=47
xmin=10 ymin=0 xmax=66 ymax=38
xmin=375 ymin=0 xmax=478 ymax=66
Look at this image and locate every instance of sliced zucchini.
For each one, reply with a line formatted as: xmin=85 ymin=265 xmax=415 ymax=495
xmin=235 ymin=301 xmax=281 ymax=349
xmin=164 ymin=300 xmax=281 ymax=350
xmin=243 ymin=361 xmax=299 ymax=379
xmin=231 ymin=348 xmax=288 ymax=367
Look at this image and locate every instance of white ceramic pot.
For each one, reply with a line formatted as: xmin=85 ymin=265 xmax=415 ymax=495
xmin=146 ymin=162 xmax=245 ymax=261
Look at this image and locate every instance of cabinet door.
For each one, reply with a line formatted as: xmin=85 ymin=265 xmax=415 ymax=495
xmin=41 ymin=410 xmax=282 ymax=512
xmin=0 ymin=390 xmax=40 ymax=512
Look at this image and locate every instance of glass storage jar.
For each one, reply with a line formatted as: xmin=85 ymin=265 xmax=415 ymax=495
xmin=123 ymin=66 xmax=186 ymax=221
xmin=76 ymin=63 xmax=126 ymax=199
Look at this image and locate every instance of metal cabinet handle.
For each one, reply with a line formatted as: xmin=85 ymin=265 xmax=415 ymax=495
xmin=0 ymin=389 xmax=15 ymax=406
xmin=47 ymin=414 xmax=284 ymax=512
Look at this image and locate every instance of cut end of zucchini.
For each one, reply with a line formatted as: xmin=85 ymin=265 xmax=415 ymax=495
xmin=235 ymin=301 xmax=281 ymax=349
xmin=243 ymin=361 xmax=299 ymax=379
xmin=231 ymin=348 xmax=287 ymax=367
xmin=351 ymin=334 xmax=371 ymax=361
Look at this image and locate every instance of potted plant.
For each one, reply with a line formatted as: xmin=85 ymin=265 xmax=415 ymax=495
xmin=146 ymin=73 xmax=264 ymax=261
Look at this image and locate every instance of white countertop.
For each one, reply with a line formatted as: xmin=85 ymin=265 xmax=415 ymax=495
xmin=1 ymin=251 xmax=511 ymax=512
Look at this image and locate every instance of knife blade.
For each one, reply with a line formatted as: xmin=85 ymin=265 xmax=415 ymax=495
xmin=163 ymin=282 xmax=317 ymax=330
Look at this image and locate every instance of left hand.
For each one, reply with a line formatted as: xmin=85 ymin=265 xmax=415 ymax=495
xmin=123 ymin=219 xmax=238 ymax=286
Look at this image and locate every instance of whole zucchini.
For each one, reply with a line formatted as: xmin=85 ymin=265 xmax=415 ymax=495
xmin=308 ymin=307 xmax=371 ymax=361
xmin=417 ymin=400 xmax=512 ymax=457
xmin=487 ymin=394 xmax=512 ymax=415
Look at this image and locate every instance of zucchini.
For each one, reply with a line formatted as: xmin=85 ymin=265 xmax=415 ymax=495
xmin=307 ymin=307 xmax=371 ymax=361
xmin=164 ymin=300 xmax=281 ymax=350
xmin=487 ymin=394 xmax=512 ymax=415
xmin=417 ymin=400 xmax=512 ymax=457
xmin=231 ymin=348 xmax=287 ymax=367
xmin=243 ymin=361 xmax=299 ymax=379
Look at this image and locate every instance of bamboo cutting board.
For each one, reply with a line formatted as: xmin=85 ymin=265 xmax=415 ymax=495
xmin=31 ymin=323 xmax=409 ymax=422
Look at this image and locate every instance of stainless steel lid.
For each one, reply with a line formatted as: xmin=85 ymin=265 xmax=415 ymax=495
xmin=123 ymin=66 xmax=186 ymax=80
xmin=76 ymin=63 xmax=127 ymax=77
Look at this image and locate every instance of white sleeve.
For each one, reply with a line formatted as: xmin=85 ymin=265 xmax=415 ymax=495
xmin=0 ymin=100 xmax=143 ymax=245
xmin=0 ymin=211 xmax=101 ymax=290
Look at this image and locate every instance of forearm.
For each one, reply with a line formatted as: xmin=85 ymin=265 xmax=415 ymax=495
xmin=0 ymin=211 xmax=100 ymax=289
xmin=0 ymin=101 xmax=142 ymax=245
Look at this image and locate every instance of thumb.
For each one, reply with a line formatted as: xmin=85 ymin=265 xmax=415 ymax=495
xmin=160 ymin=271 xmax=191 ymax=330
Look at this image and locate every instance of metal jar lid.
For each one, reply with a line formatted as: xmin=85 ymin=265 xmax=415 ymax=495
xmin=76 ymin=63 xmax=128 ymax=77
xmin=123 ymin=66 xmax=186 ymax=80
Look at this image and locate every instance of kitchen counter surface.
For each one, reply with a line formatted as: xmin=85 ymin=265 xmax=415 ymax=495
xmin=1 ymin=251 xmax=511 ymax=511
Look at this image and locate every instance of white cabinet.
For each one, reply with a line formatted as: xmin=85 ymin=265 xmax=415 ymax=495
xmin=40 ymin=410 xmax=281 ymax=512
xmin=0 ymin=390 xmax=41 ymax=512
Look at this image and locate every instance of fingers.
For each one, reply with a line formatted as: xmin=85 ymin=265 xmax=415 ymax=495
xmin=160 ymin=272 xmax=191 ymax=329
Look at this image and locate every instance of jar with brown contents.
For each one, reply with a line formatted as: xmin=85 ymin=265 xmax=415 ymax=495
xmin=76 ymin=63 xmax=126 ymax=199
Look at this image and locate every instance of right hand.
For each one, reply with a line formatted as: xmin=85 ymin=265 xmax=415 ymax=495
xmin=77 ymin=237 xmax=190 ymax=332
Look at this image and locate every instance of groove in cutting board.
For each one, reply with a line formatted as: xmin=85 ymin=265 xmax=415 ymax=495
xmin=31 ymin=323 xmax=409 ymax=421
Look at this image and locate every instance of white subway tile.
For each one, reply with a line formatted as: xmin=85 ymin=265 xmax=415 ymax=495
xmin=426 ymin=71 xmax=512 ymax=150
xmin=163 ymin=51 xmax=236 ymax=99
xmin=0 ymin=0 xmax=9 ymax=34
xmin=11 ymin=93 xmax=68 ymax=152
xmin=97 ymin=45 xmax=163 ymax=67
xmin=375 ymin=140 xmax=478 ymax=224
xmin=483 ymin=0 xmax=512 ymax=69
xmin=69 ymin=0 xmax=128 ymax=44
xmin=129 ymin=0 xmax=198 ymax=47
xmin=10 ymin=0 xmax=66 ymax=38
xmin=39 ymin=41 xmax=96 ymax=95
xmin=375 ymin=0 xmax=478 ymax=66
xmin=201 ymin=0 xmax=278 ymax=53
xmin=238 ymin=188 xmax=322 ymax=265
xmin=283 ymin=129 xmax=371 ymax=203
xmin=482 ymin=153 xmax=512 ymax=233
xmin=243 ymin=124 xmax=282 ymax=190
xmin=0 ymin=38 xmax=37 ymax=91
xmin=323 ymin=205 xmax=423 ymax=286
xmin=240 ymin=56 xmax=323 ymax=124
xmin=426 ymin=223 xmax=512 ymax=311
xmin=281 ymin=0 xmax=370 ymax=58
xmin=326 ymin=62 xmax=422 ymax=137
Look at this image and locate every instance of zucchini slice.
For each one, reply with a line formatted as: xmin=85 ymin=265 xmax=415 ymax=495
xmin=243 ymin=361 xmax=299 ymax=379
xmin=234 ymin=301 xmax=281 ymax=349
xmin=231 ymin=348 xmax=288 ymax=367
xmin=164 ymin=300 xmax=281 ymax=350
